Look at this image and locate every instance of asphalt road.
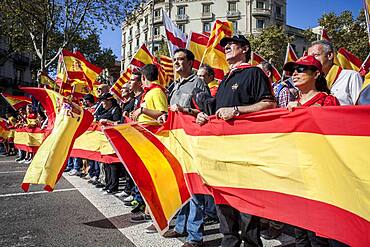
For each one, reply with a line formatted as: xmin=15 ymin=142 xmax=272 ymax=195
xmin=0 ymin=155 xmax=294 ymax=247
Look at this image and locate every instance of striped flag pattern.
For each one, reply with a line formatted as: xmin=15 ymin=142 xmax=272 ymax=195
xmin=160 ymin=55 xmax=174 ymax=83
xmin=337 ymin=48 xmax=363 ymax=71
xmin=110 ymin=68 xmax=132 ymax=102
xmin=1 ymin=93 xmax=32 ymax=110
xmin=162 ymin=9 xmax=187 ymax=56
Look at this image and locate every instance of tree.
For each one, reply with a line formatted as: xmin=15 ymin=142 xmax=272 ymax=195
xmin=302 ymin=10 xmax=370 ymax=61
xmin=248 ymin=25 xmax=294 ymax=70
xmin=0 ymin=0 xmax=145 ymax=72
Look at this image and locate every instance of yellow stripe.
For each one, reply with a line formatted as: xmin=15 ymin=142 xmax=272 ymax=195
xmin=160 ymin=129 xmax=370 ymax=222
xmin=73 ymin=130 xmax=115 ymax=155
xmin=118 ymin=125 xmax=182 ymax=219
xmin=14 ymin=131 xmax=44 ymax=146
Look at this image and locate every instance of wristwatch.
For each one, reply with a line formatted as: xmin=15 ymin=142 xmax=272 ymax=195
xmin=233 ymin=106 xmax=240 ymax=116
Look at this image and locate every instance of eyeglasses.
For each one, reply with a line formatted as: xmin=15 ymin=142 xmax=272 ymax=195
xmin=97 ymin=88 xmax=102 ymax=91
xmin=292 ymin=66 xmax=317 ymax=73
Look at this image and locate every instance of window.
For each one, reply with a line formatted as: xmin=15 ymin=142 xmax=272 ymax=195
xmin=145 ymin=15 xmax=148 ymax=24
xmin=228 ymin=2 xmax=236 ymax=11
xmin=123 ymin=33 xmax=126 ymax=43
xmin=178 ymin=6 xmax=185 ymax=15
xmin=154 ymin=26 xmax=160 ymax=36
xmin=129 ymin=28 xmax=133 ymax=36
xmin=15 ymin=68 xmax=24 ymax=83
xmin=203 ymin=22 xmax=211 ymax=32
xmin=203 ymin=4 xmax=211 ymax=14
xmin=136 ymin=38 xmax=139 ymax=47
xmin=154 ymin=9 xmax=161 ymax=17
xmin=145 ymin=33 xmax=148 ymax=42
xmin=276 ymin=5 xmax=282 ymax=15
xmin=178 ymin=24 xmax=185 ymax=33
xmin=256 ymin=19 xmax=265 ymax=29
xmin=257 ymin=1 xmax=264 ymax=9
xmin=232 ymin=21 xmax=238 ymax=31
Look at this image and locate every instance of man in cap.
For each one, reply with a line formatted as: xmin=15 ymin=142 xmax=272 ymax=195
xmin=196 ymin=35 xmax=275 ymax=247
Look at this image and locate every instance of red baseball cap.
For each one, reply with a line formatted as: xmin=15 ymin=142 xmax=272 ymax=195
xmin=283 ymin=55 xmax=322 ymax=72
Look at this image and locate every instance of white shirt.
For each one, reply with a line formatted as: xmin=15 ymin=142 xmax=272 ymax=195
xmin=331 ymin=69 xmax=363 ymax=105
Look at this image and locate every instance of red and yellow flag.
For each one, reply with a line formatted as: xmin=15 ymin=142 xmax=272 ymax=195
xmin=103 ymin=123 xmax=191 ymax=233
xmin=284 ymin=43 xmax=298 ymax=64
xmin=14 ymin=127 xmax=45 ymax=153
xmin=321 ymin=28 xmax=331 ymax=42
xmin=187 ymin=31 xmax=209 ymax=69
xmin=160 ymin=55 xmax=174 ymax=83
xmin=1 ymin=93 xmax=32 ymax=110
xmin=110 ymin=67 xmax=132 ymax=102
xmin=0 ymin=118 xmax=9 ymax=141
xmin=201 ymin=20 xmax=233 ymax=80
xmin=337 ymin=48 xmax=362 ymax=71
xmin=108 ymin=107 xmax=370 ymax=246
xmin=39 ymin=72 xmax=58 ymax=90
xmin=22 ymin=100 xmax=93 ymax=192
xmin=251 ymin=52 xmax=282 ymax=82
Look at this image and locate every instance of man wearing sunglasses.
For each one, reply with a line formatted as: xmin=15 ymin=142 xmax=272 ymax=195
xmin=196 ymin=35 xmax=275 ymax=247
xmin=308 ymin=40 xmax=363 ymax=105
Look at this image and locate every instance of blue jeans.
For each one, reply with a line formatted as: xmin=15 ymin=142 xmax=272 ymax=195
xmin=204 ymin=195 xmax=217 ymax=219
xmin=175 ymin=194 xmax=205 ymax=244
xmin=67 ymin=157 xmax=82 ymax=170
xmin=88 ymin=160 xmax=100 ymax=178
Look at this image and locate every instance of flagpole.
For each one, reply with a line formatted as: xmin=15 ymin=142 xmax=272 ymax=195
xmin=151 ymin=0 xmax=155 ymax=54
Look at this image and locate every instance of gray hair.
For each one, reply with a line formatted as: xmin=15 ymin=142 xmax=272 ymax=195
xmin=309 ymin=40 xmax=334 ymax=54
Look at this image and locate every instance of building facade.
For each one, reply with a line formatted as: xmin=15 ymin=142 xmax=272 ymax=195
xmin=121 ymin=0 xmax=305 ymax=70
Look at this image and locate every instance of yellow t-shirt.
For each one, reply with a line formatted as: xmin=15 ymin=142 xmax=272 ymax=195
xmin=138 ymin=87 xmax=168 ymax=123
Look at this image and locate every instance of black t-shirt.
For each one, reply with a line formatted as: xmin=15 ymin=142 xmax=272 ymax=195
xmin=215 ymin=66 xmax=274 ymax=110
xmin=95 ymin=105 xmax=122 ymax=122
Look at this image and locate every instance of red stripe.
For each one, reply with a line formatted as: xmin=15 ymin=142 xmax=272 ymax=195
xmin=166 ymin=30 xmax=187 ymax=48
xmin=70 ymin=149 xmax=120 ymax=164
xmin=131 ymin=124 xmax=190 ymax=203
xmin=213 ymin=68 xmax=225 ymax=81
xmin=14 ymin=143 xmax=39 ymax=153
xmin=185 ymin=172 xmax=370 ymax=246
xmin=131 ymin=58 xmax=146 ymax=68
xmin=104 ymin=127 xmax=169 ymax=230
xmin=163 ymin=106 xmax=370 ymax=136
xmin=338 ymin=48 xmax=362 ymax=68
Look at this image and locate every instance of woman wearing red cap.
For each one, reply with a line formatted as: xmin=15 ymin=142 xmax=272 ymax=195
xmin=283 ymin=55 xmax=339 ymax=109
xmin=283 ymin=55 xmax=341 ymax=246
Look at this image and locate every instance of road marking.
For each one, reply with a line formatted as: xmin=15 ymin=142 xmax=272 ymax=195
xmin=0 ymin=188 xmax=77 ymax=198
xmin=63 ymin=174 xmax=183 ymax=247
xmin=0 ymin=170 xmax=27 ymax=174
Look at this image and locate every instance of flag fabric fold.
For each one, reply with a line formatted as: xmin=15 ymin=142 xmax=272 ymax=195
xmin=162 ymin=9 xmax=187 ymax=56
xmin=1 ymin=93 xmax=32 ymax=110
xmin=337 ymin=48 xmax=362 ymax=71
xmin=22 ymin=100 xmax=93 ymax=192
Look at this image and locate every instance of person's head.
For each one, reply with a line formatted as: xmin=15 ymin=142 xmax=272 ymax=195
xmin=283 ymin=55 xmax=330 ymax=93
xmin=197 ymin=64 xmax=215 ymax=84
xmin=140 ymin=64 xmax=159 ymax=86
xmin=99 ymin=93 xmax=116 ymax=110
xmin=96 ymin=84 xmax=110 ymax=97
xmin=26 ymin=104 xmax=33 ymax=114
xmin=220 ymin=35 xmax=251 ymax=65
xmin=257 ymin=61 xmax=273 ymax=82
xmin=83 ymin=94 xmax=95 ymax=107
xmin=307 ymin=40 xmax=335 ymax=74
xmin=173 ymin=49 xmax=195 ymax=78
xmin=129 ymin=70 xmax=142 ymax=92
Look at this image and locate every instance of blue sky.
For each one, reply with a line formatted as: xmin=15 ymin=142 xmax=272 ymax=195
xmin=100 ymin=0 xmax=364 ymax=60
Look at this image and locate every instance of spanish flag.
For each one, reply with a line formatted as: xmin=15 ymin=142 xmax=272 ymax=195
xmin=1 ymin=93 xmax=32 ymax=110
xmin=251 ymin=52 xmax=281 ymax=82
xmin=110 ymin=67 xmax=132 ymax=102
xmin=284 ymin=43 xmax=298 ymax=63
xmin=39 ymin=71 xmax=58 ymax=90
xmin=14 ymin=127 xmax=45 ymax=153
xmin=201 ymin=20 xmax=233 ymax=80
xmin=22 ymin=100 xmax=93 ymax=192
xmin=103 ymin=123 xmax=191 ymax=233
xmin=337 ymin=48 xmax=362 ymax=71
xmin=107 ymin=107 xmax=370 ymax=246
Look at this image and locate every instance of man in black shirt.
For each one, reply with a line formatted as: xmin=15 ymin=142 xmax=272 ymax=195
xmin=196 ymin=35 xmax=275 ymax=247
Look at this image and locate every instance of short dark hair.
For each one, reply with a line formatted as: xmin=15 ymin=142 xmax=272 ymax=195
xmin=83 ymin=93 xmax=95 ymax=104
xmin=244 ymin=43 xmax=251 ymax=62
xmin=199 ymin=64 xmax=215 ymax=78
xmin=140 ymin=64 xmax=158 ymax=81
xmin=174 ymin=48 xmax=195 ymax=62
xmin=132 ymin=70 xmax=142 ymax=80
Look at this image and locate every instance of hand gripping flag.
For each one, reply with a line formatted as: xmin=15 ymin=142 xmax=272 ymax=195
xmin=103 ymin=123 xmax=191 ymax=234
xmin=21 ymin=99 xmax=93 ymax=192
xmin=104 ymin=107 xmax=370 ymax=246
xmin=1 ymin=93 xmax=32 ymax=110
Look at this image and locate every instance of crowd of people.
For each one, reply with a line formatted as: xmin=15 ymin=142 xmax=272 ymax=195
xmin=1 ymin=35 xmax=369 ymax=247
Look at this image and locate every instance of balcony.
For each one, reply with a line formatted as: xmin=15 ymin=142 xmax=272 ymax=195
xmin=226 ymin=10 xmax=241 ymax=20
xmin=127 ymin=35 xmax=133 ymax=42
xmin=142 ymin=23 xmax=148 ymax=32
xmin=275 ymin=13 xmax=285 ymax=21
xmin=201 ymin=12 xmax=213 ymax=21
xmin=176 ymin=14 xmax=189 ymax=23
xmin=252 ymin=8 xmax=271 ymax=17
xmin=153 ymin=34 xmax=162 ymax=42
xmin=153 ymin=15 xmax=162 ymax=24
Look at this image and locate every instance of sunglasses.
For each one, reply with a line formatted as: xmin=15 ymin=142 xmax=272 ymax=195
xmin=292 ymin=66 xmax=317 ymax=73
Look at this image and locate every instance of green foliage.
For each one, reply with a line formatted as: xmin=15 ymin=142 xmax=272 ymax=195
xmin=248 ymin=25 xmax=293 ymax=70
xmin=154 ymin=40 xmax=170 ymax=58
xmin=301 ymin=10 xmax=370 ymax=61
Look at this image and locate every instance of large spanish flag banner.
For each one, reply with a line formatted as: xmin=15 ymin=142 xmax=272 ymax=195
xmin=1 ymin=93 xmax=32 ymax=110
xmin=22 ymin=100 xmax=93 ymax=192
xmin=106 ymin=107 xmax=370 ymax=246
xmin=104 ymin=123 xmax=191 ymax=233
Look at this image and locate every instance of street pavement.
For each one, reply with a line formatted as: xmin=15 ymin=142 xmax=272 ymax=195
xmin=0 ymin=155 xmax=295 ymax=247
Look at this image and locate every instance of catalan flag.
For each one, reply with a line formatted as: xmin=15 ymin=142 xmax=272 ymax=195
xmin=110 ymin=68 xmax=132 ymax=102
xmin=109 ymin=107 xmax=370 ymax=246
xmin=251 ymin=52 xmax=282 ymax=82
xmin=201 ymin=20 xmax=233 ymax=80
xmin=1 ymin=93 xmax=32 ymax=110
xmin=160 ymin=55 xmax=174 ymax=83
xmin=103 ymin=123 xmax=191 ymax=233
xmin=22 ymin=100 xmax=93 ymax=192
xmin=284 ymin=43 xmax=298 ymax=63
xmin=337 ymin=48 xmax=362 ymax=71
